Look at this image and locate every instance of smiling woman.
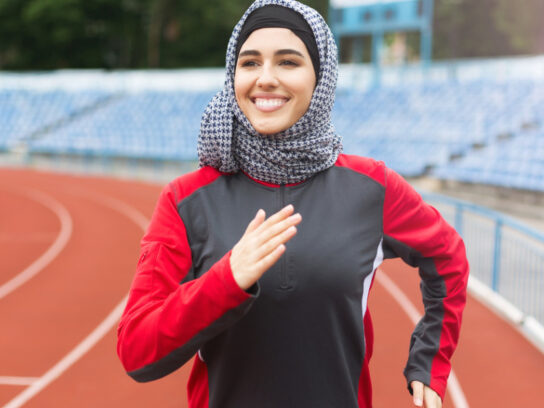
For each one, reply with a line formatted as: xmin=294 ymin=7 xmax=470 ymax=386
xmin=117 ymin=1 xmax=469 ymax=408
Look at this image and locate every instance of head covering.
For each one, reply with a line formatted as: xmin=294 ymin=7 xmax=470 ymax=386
xmin=198 ymin=0 xmax=342 ymax=184
xmin=235 ymin=5 xmax=320 ymax=80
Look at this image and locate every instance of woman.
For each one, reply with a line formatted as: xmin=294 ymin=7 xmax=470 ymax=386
xmin=117 ymin=1 xmax=469 ymax=407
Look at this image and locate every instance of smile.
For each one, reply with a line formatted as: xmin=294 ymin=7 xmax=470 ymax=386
xmin=253 ymin=97 xmax=289 ymax=112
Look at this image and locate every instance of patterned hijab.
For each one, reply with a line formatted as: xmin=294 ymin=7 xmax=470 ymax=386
xmin=197 ymin=0 xmax=342 ymax=184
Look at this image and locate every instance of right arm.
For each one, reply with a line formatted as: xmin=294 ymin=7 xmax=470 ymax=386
xmin=117 ymin=180 xmax=300 ymax=382
xmin=117 ymin=182 xmax=256 ymax=382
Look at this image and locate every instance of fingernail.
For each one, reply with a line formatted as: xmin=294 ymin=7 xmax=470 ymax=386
xmin=414 ymin=398 xmax=423 ymax=406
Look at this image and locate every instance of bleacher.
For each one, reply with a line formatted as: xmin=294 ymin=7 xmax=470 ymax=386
xmin=333 ymin=80 xmax=543 ymax=176
xmin=433 ymin=128 xmax=544 ymax=192
xmin=28 ymin=91 xmax=215 ymax=160
xmin=1 ymin=68 xmax=543 ymax=192
xmin=0 ymin=89 xmax=112 ymax=150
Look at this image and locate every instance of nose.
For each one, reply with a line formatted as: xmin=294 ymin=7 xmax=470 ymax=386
xmin=256 ymin=63 xmax=279 ymax=89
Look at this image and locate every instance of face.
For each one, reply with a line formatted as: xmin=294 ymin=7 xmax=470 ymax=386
xmin=235 ymin=27 xmax=317 ymax=134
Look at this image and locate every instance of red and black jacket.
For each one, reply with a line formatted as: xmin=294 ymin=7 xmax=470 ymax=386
xmin=117 ymin=154 xmax=469 ymax=407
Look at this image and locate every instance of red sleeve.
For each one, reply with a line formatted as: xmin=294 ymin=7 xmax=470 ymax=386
xmin=117 ymin=173 xmax=257 ymax=382
xmin=383 ymin=167 xmax=469 ymax=400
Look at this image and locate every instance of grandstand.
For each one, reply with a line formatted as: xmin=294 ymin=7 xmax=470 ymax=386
xmin=434 ymin=127 xmax=544 ymax=192
xmin=335 ymin=79 xmax=543 ymax=177
xmin=27 ymin=91 xmax=215 ymax=161
xmin=1 ymin=57 xmax=543 ymax=187
xmin=0 ymin=89 xmax=113 ymax=151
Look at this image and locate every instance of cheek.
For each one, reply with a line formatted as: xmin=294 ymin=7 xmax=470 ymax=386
xmin=293 ymin=84 xmax=314 ymax=114
xmin=291 ymin=72 xmax=316 ymax=113
xmin=233 ymin=79 xmax=243 ymax=108
xmin=234 ymin=72 xmax=250 ymax=105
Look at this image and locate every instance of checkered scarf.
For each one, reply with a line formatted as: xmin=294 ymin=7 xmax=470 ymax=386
xmin=197 ymin=0 xmax=342 ymax=184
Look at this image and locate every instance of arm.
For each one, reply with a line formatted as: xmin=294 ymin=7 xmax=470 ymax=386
xmin=116 ymin=182 xmax=257 ymax=382
xmin=382 ymin=167 xmax=469 ymax=401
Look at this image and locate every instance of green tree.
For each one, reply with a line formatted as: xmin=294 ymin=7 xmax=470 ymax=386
xmin=494 ymin=0 xmax=544 ymax=54
xmin=0 ymin=0 xmax=147 ymax=70
xmin=155 ymin=0 xmax=329 ymax=68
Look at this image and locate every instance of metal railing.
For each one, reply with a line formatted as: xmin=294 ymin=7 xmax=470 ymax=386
xmin=422 ymin=192 xmax=544 ymax=327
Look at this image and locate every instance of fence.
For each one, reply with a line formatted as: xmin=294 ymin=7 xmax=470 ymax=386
xmin=422 ymin=192 xmax=544 ymax=332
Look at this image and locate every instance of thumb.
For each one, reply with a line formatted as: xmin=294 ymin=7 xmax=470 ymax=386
xmin=411 ymin=381 xmax=424 ymax=407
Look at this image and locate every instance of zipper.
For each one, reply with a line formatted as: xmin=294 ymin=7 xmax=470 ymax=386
xmin=279 ymin=184 xmax=290 ymax=290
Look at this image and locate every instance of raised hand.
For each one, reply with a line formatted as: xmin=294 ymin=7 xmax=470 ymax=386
xmin=230 ymin=205 xmax=302 ymax=290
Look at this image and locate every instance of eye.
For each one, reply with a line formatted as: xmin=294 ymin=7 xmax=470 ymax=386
xmin=240 ymin=60 xmax=258 ymax=67
xmin=279 ymin=59 xmax=299 ymax=67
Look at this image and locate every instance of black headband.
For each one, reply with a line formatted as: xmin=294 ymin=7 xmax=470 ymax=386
xmin=235 ymin=5 xmax=320 ymax=80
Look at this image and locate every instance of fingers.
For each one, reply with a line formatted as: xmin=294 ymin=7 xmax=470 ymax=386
xmin=423 ymin=385 xmax=442 ymax=408
xmin=249 ymin=205 xmax=300 ymax=261
xmin=244 ymin=205 xmax=301 ymax=249
xmin=231 ymin=205 xmax=301 ymax=291
xmin=411 ymin=381 xmax=424 ymax=407
xmin=256 ymin=224 xmax=298 ymax=259
xmin=410 ymin=382 xmax=442 ymax=408
xmin=257 ymin=243 xmax=286 ymax=272
xmin=255 ymin=204 xmax=295 ymax=234
xmin=245 ymin=209 xmax=266 ymax=234
xmin=257 ymin=211 xmax=302 ymax=246
xmin=244 ymin=205 xmax=297 ymax=239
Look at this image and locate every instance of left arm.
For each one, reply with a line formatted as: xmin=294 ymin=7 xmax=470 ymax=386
xmin=382 ymin=167 xmax=469 ymax=404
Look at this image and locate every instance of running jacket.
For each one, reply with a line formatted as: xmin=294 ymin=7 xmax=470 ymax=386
xmin=117 ymin=154 xmax=469 ymax=408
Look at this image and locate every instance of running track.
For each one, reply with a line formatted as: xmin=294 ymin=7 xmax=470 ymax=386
xmin=0 ymin=168 xmax=542 ymax=407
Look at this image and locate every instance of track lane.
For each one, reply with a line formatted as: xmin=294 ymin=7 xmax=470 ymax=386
xmin=0 ymin=187 xmax=141 ymax=376
xmin=0 ymin=170 xmax=149 ymax=407
xmin=0 ymin=188 xmax=72 ymax=300
xmin=367 ymin=262 xmax=457 ymax=407
xmin=11 ymin=173 xmax=194 ymax=408
xmin=1 ymin=169 xmax=193 ymax=407
xmin=375 ymin=268 xmax=468 ymax=407
xmin=377 ymin=258 xmax=544 ymax=406
xmin=0 ymin=188 xmax=59 ymax=286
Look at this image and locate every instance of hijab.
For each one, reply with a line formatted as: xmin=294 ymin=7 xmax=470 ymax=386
xmin=197 ymin=0 xmax=342 ymax=184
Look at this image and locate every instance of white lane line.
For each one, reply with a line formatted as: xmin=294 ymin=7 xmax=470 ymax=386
xmin=0 ymin=189 xmax=73 ymax=300
xmin=3 ymin=192 xmax=149 ymax=408
xmin=0 ymin=377 xmax=39 ymax=386
xmin=375 ymin=269 xmax=470 ymax=408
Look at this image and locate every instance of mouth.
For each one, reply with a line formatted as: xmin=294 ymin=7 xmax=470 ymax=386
xmin=252 ymin=97 xmax=289 ymax=112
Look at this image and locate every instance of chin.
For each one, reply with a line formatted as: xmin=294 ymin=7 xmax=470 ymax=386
xmin=253 ymin=122 xmax=284 ymax=135
xmin=256 ymin=127 xmax=281 ymax=135
xmin=252 ymin=118 xmax=293 ymax=135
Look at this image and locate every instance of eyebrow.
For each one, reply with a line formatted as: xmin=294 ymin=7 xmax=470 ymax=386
xmin=238 ymin=49 xmax=305 ymax=58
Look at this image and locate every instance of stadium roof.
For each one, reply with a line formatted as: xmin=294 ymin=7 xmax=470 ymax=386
xmin=330 ymin=0 xmax=412 ymax=7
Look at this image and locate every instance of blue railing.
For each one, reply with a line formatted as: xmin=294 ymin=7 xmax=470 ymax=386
xmin=421 ymin=192 xmax=544 ymax=327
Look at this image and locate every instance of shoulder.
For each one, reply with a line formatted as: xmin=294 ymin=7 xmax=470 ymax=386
xmin=166 ymin=166 xmax=229 ymax=205
xmin=334 ymin=153 xmax=386 ymax=187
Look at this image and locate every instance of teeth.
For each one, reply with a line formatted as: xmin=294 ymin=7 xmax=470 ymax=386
xmin=255 ymin=98 xmax=286 ymax=108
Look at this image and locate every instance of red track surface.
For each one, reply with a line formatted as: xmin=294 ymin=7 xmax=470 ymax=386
xmin=0 ymin=168 xmax=542 ymax=407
